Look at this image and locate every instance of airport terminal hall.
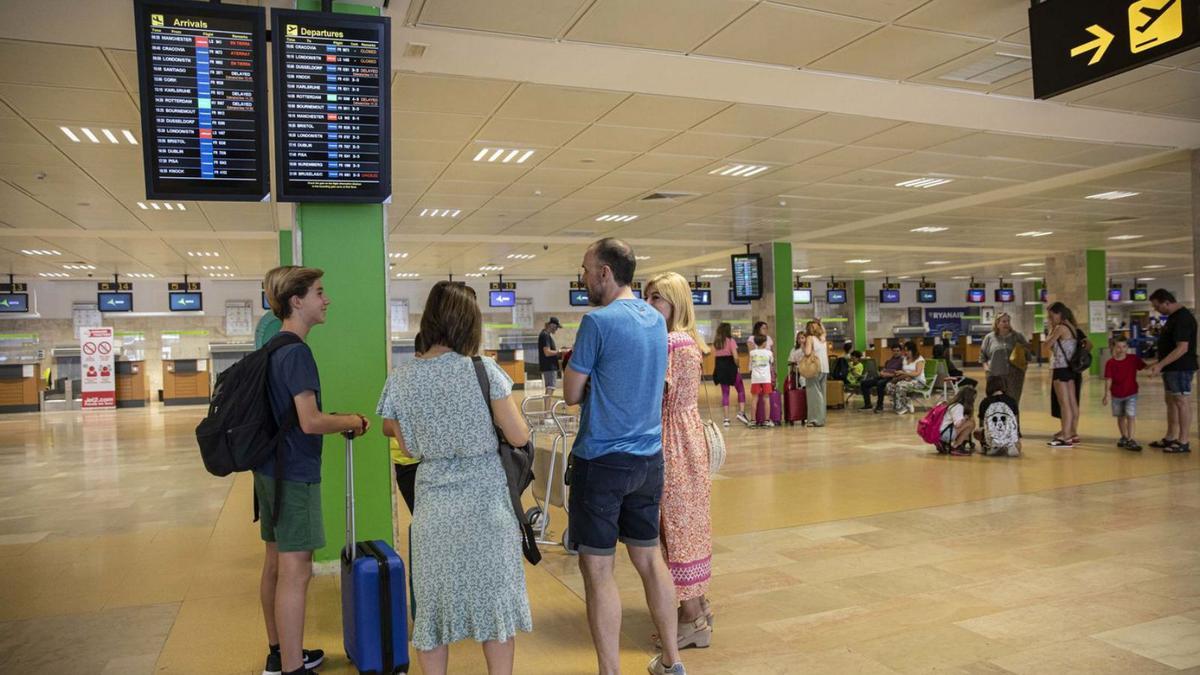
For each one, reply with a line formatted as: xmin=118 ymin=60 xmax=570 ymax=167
xmin=4 ymin=0 xmax=1200 ymax=673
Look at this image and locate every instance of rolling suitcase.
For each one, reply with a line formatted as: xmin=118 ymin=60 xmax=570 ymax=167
xmin=785 ymin=373 xmax=806 ymax=425
xmin=755 ymin=388 xmax=784 ymax=425
xmin=341 ymin=433 xmax=410 ymax=674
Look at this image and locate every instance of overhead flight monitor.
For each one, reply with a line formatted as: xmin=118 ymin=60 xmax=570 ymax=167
xmin=569 ymin=289 xmax=589 ymax=307
xmin=826 ymin=289 xmax=847 ymax=305
xmin=272 ymin=10 xmax=391 ymax=203
xmin=691 ymin=289 xmax=712 ymax=306
xmin=169 ymin=291 xmax=204 ymax=311
xmin=880 ymin=289 xmax=901 ymax=304
xmin=133 ymin=0 xmax=270 ymax=201
xmin=918 ymin=289 xmax=938 ymax=304
xmin=489 ymin=290 xmax=516 ymax=308
xmin=0 ymin=294 xmax=29 ymax=313
xmin=730 ymin=253 xmax=763 ymax=301
xmin=995 ymin=288 xmax=1015 ymax=303
xmin=792 ymin=288 xmax=812 ymax=305
xmin=98 ymin=292 xmax=134 ymax=313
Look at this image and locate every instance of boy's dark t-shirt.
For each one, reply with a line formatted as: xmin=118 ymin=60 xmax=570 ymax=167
xmin=1104 ymin=354 xmax=1146 ymax=398
xmin=257 ymin=332 xmax=323 ymax=483
xmin=1158 ymin=307 xmax=1199 ymax=372
xmin=538 ymin=329 xmax=557 ymax=373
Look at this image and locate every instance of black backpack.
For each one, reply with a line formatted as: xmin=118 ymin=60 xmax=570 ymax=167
xmin=195 ymin=332 xmax=301 ymax=521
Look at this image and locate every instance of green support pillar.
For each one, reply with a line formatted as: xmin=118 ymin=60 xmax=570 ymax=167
xmin=1086 ymin=250 xmax=1107 ymax=375
xmin=295 ymin=1 xmax=391 ymax=563
xmin=278 ymin=229 xmax=293 ymax=266
xmin=852 ymin=279 xmax=867 ymax=353
xmin=772 ymin=242 xmax=794 ymax=386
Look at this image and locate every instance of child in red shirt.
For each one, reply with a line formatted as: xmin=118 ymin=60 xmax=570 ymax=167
xmin=1103 ymin=335 xmax=1147 ymax=451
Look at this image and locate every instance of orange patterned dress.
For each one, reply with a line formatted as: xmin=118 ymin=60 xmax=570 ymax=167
xmin=660 ymin=332 xmax=712 ymax=600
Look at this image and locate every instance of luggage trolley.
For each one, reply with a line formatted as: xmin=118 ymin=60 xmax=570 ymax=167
xmin=520 ymin=396 xmax=578 ymax=553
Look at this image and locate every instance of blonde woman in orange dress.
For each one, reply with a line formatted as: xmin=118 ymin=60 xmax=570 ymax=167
xmin=645 ymin=272 xmax=714 ymax=650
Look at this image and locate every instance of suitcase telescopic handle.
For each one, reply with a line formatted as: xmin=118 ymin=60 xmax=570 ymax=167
xmin=343 ymin=431 xmax=356 ymax=561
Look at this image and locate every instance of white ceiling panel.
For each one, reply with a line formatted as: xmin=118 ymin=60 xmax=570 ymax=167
xmin=567 ymin=0 xmax=755 ymax=53
xmin=651 ymin=132 xmax=757 ymax=158
xmin=856 ymin=122 xmax=976 ymax=151
xmin=695 ymin=3 xmax=878 ymax=67
xmin=617 ymin=153 xmax=713 ymax=175
xmin=730 ymin=138 xmax=836 ymax=164
xmin=540 ymin=147 xmax=639 ymax=171
xmin=392 ymin=139 xmax=470 ymax=163
xmin=393 ymin=74 xmax=516 ymax=115
xmin=810 ymin=26 xmax=991 ymax=80
xmin=494 ymin=83 xmax=626 ymax=123
xmin=897 ymin=0 xmax=1030 ymax=40
xmin=417 ymin=0 xmax=589 ymax=39
xmin=597 ymin=94 xmax=729 ymax=130
xmin=476 ymin=117 xmax=587 ymax=147
xmin=779 ymin=113 xmax=903 ymax=144
xmin=513 ymin=167 xmax=606 ymax=187
xmin=392 ymin=111 xmax=484 ymax=142
xmin=0 ymin=84 xmax=138 ymax=122
xmin=770 ymin=0 xmax=926 ymax=22
xmin=0 ymin=40 xmax=124 ymax=90
xmin=1075 ymin=69 xmax=1200 ymax=114
xmin=565 ymin=125 xmax=676 ymax=152
xmin=691 ymin=104 xmax=821 ymax=137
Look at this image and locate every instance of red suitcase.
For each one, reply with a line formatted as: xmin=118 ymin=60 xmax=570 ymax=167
xmin=785 ymin=373 xmax=806 ymax=425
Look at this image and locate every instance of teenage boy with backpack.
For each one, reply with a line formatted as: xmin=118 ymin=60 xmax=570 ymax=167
xmin=257 ymin=266 xmax=371 ymax=675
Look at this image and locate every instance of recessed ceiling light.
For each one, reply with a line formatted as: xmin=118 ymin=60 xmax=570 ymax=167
xmin=793 ymin=268 xmax=809 ymax=273
xmin=845 ymin=259 xmax=871 ymax=264
xmin=596 ymin=214 xmax=639 ymax=222
xmin=126 ymin=273 xmax=155 ymax=278
xmin=187 ymin=251 xmax=219 ymax=257
xmin=926 ymin=260 xmax=950 ymax=265
xmin=419 ymin=208 xmax=461 ymax=218
xmin=464 ymin=272 xmax=486 ymax=278
xmin=209 ymin=273 xmax=234 ymax=278
xmin=59 ymin=126 xmax=80 ymax=143
xmin=1143 ymin=264 xmax=1166 ymax=269
xmin=395 ymin=272 xmax=419 ymax=279
xmin=101 ymin=129 xmax=119 ymax=144
xmin=898 ymin=275 xmax=911 ymax=279
xmin=1016 ymin=231 xmax=1053 ymax=238
xmin=80 ymin=127 xmax=100 ymax=143
xmin=801 ymin=274 xmax=821 ymax=279
xmin=506 ymin=253 xmax=536 ymax=260
xmin=59 ymin=126 xmax=137 ymax=145
xmin=1019 ymin=262 xmax=1043 ymax=267
xmin=896 ymin=177 xmax=954 ymax=189
xmin=1086 ymin=191 xmax=1139 ymax=201
xmin=122 ymin=130 xmax=138 ymax=145
xmin=708 ymin=163 xmax=771 ymax=178
xmin=702 ymin=268 xmax=726 ymax=272
xmin=699 ymin=274 xmax=722 ymax=279
xmin=201 ymin=265 xmax=230 ymax=271
xmin=389 ymin=252 xmax=409 ymax=259
xmin=635 ymin=256 xmax=652 ymax=261
xmin=1138 ymin=277 xmax=1156 ymax=281
xmin=861 ymin=269 xmax=883 ymax=273
xmin=21 ymin=249 xmax=61 ymax=256
xmin=1011 ymin=272 xmax=1033 ymax=276
xmin=479 ymin=265 xmax=504 ymax=272
xmin=1108 ymin=234 xmax=1143 ymax=240
xmin=39 ymin=272 xmax=70 ymax=278
xmin=472 ymin=147 xmax=535 ymax=164
xmin=910 ymin=226 xmax=949 ymax=233
xmin=62 ymin=264 xmax=96 ymax=270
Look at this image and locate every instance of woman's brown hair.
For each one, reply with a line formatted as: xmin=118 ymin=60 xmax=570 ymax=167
xmin=264 ymin=265 xmax=324 ymax=320
xmin=419 ymin=281 xmax=482 ymax=356
xmin=714 ymin=322 xmax=732 ymax=350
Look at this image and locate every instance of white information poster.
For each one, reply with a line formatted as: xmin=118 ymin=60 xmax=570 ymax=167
xmin=866 ymin=298 xmax=881 ymax=324
xmin=1089 ymin=300 xmax=1107 ymax=333
xmin=513 ymin=298 xmax=535 ymax=330
xmin=72 ymin=303 xmax=102 ymax=340
xmin=224 ymin=301 xmax=253 ymax=337
xmin=390 ymin=299 xmax=409 ymax=333
xmin=80 ymin=327 xmax=116 ymax=409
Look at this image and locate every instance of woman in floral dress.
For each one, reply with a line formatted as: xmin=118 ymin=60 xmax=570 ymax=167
xmin=645 ymin=272 xmax=714 ymax=650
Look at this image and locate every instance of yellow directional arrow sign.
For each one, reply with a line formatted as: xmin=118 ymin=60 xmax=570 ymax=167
xmin=1070 ymin=24 xmax=1116 ymax=65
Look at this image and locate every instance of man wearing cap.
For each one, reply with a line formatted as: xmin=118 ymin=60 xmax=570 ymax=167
xmin=539 ymin=317 xmax=563 ymax=396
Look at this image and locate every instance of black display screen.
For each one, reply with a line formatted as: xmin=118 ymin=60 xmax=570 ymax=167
xmin=918 ymin=289 xmax=937 ymax=303
xmin=826 ymin=289 xmax=847 ymax=304
xmin=489 ymin=290 xmax=516 ymax=308
xmin=1108 ymin=288 xmax=1123 ymax=302
xmin=272 ymin=10 xmax=391 ymax=203
xmin=729 ymin=289 xmax=750 ymax=305
xmin=1131 ymin=288 xmax=1149 ymax=301
xmin=691 ymin=289 xmax=712 ymax=306
xmin=169 ymin=291 xmax=203 ymax=311
xmin=879 ymin=289 xmax=901 ymax=303
xmin=569 ymin=289 xmax=589 ymax=307
xmin=98 ymin=292 xmax=134 ymax=312
xmin=967 ymin=289 xmax=986 ymax=303
xmin=996 ymin=289 xmax=1015 ymax=303
xmin=133 ymin=0 xmax=270 ymax=201
xmin=0 ymin=294 xmax=29 ymax=313
xmin=730 ymin=253 xmax=763 ymax=301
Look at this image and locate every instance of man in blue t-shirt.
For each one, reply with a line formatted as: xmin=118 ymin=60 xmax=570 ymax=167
xmin=563 ymin=238 xmax=684 ymax=675
xmin=256 ymin=266 xmax=371 ymax=675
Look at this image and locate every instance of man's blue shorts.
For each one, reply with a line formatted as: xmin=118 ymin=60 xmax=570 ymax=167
xmin=567 ymin=451 xmax=663 ymax=556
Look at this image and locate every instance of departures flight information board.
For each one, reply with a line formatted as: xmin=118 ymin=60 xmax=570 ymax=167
xmin=272 ymin=10 xmax=391 ymax=203
xmin=133 ymin=0 xmax=270 ymax=201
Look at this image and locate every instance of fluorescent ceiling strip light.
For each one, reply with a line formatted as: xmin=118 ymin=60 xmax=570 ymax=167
xmin=101 ymin=129 xmax=118 ymax=144
xmin=60 ymin=126 xmax=80 ymax=142
xmin=1108 ymin=234 xmax=1142 ymax=240
xmin=1143 ymin=265 xmax=1165 ymax=269
xmin=488 ymin=149 xmax=504 ymax=162
xmin=1016 ymin=231 xmax=1052 ymax=237
xmin=137 ymin=202 xmax=148 ymax=210
xmin=517 ymin=150 xmax=534 ymax=163
xmin=718 ymin=165 xmax=743 ymax=176
xmin=122 ymin=129 xmax=138 ymax=144
xmin=473 ymin=148 xmax=489 ymax=161
xmin=1086 ymin=191 xmax=1139 ymax=201
xmin=926 ymin=260 xmax=950 ymax=265
xmin=910 ymin=226 xmax=948 ymax=233
xmin=80 ymin=128 xmax=99 ymax=143
xmin=164 ymin=203 xmax=174 ymax=210
xmin=150 ymin=203 xmax=160 ymax=210
xmin=177 ymin=203 xmax=185 ymax=210
xmin=502 ymin=149 xmax=520 ymax=163
xmin=845 ymin=259 xmax=871 ymax=264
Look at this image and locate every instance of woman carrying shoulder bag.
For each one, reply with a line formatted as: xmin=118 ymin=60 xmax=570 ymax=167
xmin=1046 ymin=301 xmax=1082 ymax=448
xmin=979 ymin=312 xmax=1032 ymax=404
xmin=793 ymin=321 xmax=829 ymax=427
xmin=375 ymin=281 xmax=532 ymax=675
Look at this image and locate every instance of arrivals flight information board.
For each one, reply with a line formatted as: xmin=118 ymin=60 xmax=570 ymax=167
xmin=133 ymin=0 xmax=270 ymax=201
xmin=272 ymin=10 xmax=391 ymax=203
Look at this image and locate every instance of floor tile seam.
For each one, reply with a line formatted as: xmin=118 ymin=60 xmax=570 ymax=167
xmin=711 ymin=466 xmax=1200 ymax=543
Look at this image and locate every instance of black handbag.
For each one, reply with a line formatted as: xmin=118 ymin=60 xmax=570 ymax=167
xmin=471 ymin=357 xmax=541 ymax=565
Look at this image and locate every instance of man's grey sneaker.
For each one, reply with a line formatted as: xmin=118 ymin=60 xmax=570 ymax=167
xmin=263 ymin=648 xmax=324 ymax=675
xmin=648 ymin=654 xmax=686 ymax=675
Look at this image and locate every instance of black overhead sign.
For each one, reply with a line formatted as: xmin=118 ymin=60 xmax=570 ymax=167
xmin=133 ymin=0 xmax=271 ymax=201
xmin=1030 ymin=0 xmax=1200 ymax=99
xmin=168 ymin=281 xmax=202 ymax=291
xmin=97 ymin=282 xmax=133 ymax=292
xmin=271 ymin=9 xmax=392 ymax=203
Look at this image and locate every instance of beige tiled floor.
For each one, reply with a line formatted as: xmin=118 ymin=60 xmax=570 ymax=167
xmin=0 ymin=368 xmax=1197 ymax=673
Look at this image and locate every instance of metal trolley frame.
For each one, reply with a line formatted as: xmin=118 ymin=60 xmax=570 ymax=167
xmin=520 ymin=395 xmax=578 ymax=553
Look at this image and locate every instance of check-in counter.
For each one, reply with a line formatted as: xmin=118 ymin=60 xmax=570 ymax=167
xmin=0 ymin=363 xmax=40 ymax=413
xmin=162 ymin=359 xmax=211 ymax=406
xmin=115 ymin=360 xmax=148 ymax=408
xmin=484 ymin=349 xmax=526 ymax=388
xmin=963 ymin=337 xmax=981 ymax=366
xmin=917 ymin=338 xmax=936 ymax=360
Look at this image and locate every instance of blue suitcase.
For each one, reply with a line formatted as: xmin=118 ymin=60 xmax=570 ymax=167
xmin=340 ymin=434 xmax=410 ymax=674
